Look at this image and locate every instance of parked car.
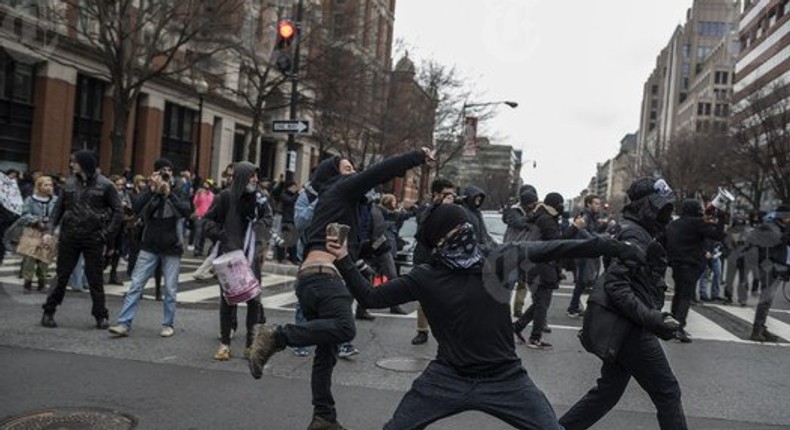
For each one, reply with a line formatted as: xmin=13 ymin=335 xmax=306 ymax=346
xmin=482 ymin=210 xmax=506 ymax=244
xmin=394 ymin=217 xmax=417 ymax=275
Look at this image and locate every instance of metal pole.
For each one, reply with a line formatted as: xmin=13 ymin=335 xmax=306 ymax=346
xmin=196 ymin=94 xmax=204 ymax=179
xmin=285 ymin=0 xmax=303 ymax=183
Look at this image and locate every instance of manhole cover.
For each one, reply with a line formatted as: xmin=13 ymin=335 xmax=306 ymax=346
xmin=376 ymin=357 xmax=431 ymax=372
xmin=0 ymin=407 xmax=136 ymax=430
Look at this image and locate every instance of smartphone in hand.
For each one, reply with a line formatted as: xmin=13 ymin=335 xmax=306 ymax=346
xmin=327 ymin=222 xmax=351 ymax=244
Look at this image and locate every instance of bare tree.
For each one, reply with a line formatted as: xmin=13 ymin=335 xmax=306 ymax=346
xmin=730 ymin=81 xmax=790 ymax=206
xmin=58 ymin=0 xmax=241 ymax=173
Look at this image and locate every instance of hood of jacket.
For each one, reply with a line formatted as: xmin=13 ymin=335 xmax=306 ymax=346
xmin=680 ymin=199 xmax=703 ymax=218
xmin=230 ymin=161 xmax=257 ymax=202
xmin=312 ymin=156 xmax=342 ymax=194
xmin=461 ymin=185 xmax=486 ymax=208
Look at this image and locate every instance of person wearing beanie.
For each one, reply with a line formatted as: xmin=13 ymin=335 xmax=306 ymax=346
xmin=247 ymin=148 xmax=434 ymax=430
xmin=108 ymin=157 xmax=191 ymax=339
xmin=320 ymin=193 xmax=645 ymax=429
xmin=513 ymin=191 xmax=585 ymax=350
xmin=665 ymin=198 xmax=725 ymax=343
xmin=560 ymin=177 xmax=688 ymax=430
xmin=744 ymin=203 xmax=790 ymax=342
xmin=502 ymin=187 xmax=540 ymax=318
xmin=41 ymin=150 xmax=122 ymax=329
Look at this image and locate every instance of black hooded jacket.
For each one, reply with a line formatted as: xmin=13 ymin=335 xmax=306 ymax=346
xmin=50 ymin=151 xmax=122 ymax=242
xmin=134 ymin=186 xmax=191 ymax=256
xmin=460 ymin=186 xmax=494 ymax=246
xmin=303 ymin=150 xmax=426 ymax=261
xmin=529 ymin=203 xmax=579 ymax=288
xmin=665 ymin=199 xmax=724 ymax=272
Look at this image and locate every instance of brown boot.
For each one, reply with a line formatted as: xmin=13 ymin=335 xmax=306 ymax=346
xmin=37 ymin=278 xmax=48 ymax=291
xmin=307 ymin=415 xmax=349 ymax=430
xmin=23 ymin=280 xmax=33 ymax=293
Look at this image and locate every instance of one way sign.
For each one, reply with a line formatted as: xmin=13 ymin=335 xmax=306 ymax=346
xmin=272 ymin=120 xmax=310 ymax=134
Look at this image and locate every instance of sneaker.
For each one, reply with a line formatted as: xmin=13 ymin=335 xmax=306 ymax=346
xmin=527 ymin=338 xmax=553 ymax=350
xmin=292 ymin=346 xmax=310 ymax=357
xmin=676 ymin=330 xmax=692 ymax=343
xmin=750 ymin=326 xmax=780 ymax=342
xmin=389 ymin=305 xmax=408 ymax=315
xmin=248 ymin=324 xmax=285 ymax=379
xmin=108 ymin=324 xmax=130 ymax=337
xmin=566 ymin=309 xmax=584 ymax=319
xmin=160 ymin=326 xmax=174 ymax=338
xmin=355 ymin=310 xmax=376 ymax=321
xmin=96 ymin=317 xmax=110 ymax=330
xmin=542 ymin=326 xmax=552 ymax=334
xmin=214 ymin=344 xmax=231 ymax=361
xmin=337 ymin=344 xmax=359 ymax=359
xmin=41 ymin=313 xmax=57 ymax=328
xmin=411 ymin=331 xmax=428 ymax=345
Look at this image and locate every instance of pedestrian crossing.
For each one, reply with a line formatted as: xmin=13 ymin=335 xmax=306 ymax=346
xmin=2 ymin=255 xmax=788 ymax=346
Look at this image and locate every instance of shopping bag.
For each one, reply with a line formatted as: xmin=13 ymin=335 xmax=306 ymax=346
xmin=16 ymin=227 xmax=58 ymax=264
xmin=213 ymin=250 xmax=261 ymax=305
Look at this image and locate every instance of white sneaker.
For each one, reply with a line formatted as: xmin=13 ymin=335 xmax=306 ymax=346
xmin=187 ymin=245 xmax=195 ymax=251
xmin=108 ymin=324 xmax=129 ymax=337
xmin=160 ymin=326 xmax=175 ymax=337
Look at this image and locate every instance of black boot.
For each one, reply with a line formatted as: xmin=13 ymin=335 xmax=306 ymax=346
xmin=96 ymin=317 xmax=109 ymax=330
xmin=41 ymin=313 xmax=57 ymax=328
xmin=750 ymin=325 xmax=779 ymax=342
xmin=23 ymin=280 xmax=33 ymax=293
xmin=355 ymin=308 xmax=375 ymax=321
xmin=389 ymin=305 xmax=407 ymax=315
xmin=411 ymin=331 xmax=428 ymax=345
xmin=108 ymin=269 xmax=121 ymax=285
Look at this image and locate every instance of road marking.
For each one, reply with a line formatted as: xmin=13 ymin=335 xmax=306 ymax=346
xmin=684 ymin=308 xmax=742 ymax=342
xmin=713 ymin=304 xmax=790 ymax=342
xmin=260 ymin=291 xmax=297 ymax=308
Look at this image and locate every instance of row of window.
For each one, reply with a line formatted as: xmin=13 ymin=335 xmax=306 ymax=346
xmin=697 ymin=21 xmax=730 ymax=38
xmin=741 ymin=0 xmax=790 ymax=50
xmin=697 ymin=102 xmax=730 ymax=117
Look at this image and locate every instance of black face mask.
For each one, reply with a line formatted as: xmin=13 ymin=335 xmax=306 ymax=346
xmin=657 ymin=204 xmax=674 ymax=226
xmin=433 ymin=223 xmax=483 ymax=270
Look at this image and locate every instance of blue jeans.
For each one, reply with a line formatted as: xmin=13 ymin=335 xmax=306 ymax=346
xmin=384 ymin=361 xmax=564 ymax=430
xmin=698 ymin=257 xmax=721 ymax=299
xmin=70 ymin=254 xmax=86 ymax=290
xmin=116 ymin=250 xmax=180 ymax=329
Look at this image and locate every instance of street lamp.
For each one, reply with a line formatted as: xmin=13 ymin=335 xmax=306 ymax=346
xmin=194 ymin=77 xmax=208 ymax=180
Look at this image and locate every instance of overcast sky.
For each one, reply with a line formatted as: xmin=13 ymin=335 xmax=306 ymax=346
xmin=393 ymin=0 xmax=695 ymax=201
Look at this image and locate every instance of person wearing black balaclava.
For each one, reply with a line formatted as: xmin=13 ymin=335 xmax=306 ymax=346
xmin=247 ymin=148 xmax=433 ymax=430
xmin=560 ymin=177 xmax=688 ymax=430
xmin=665 ymin=198 xmax=724 ymax=343
xmin=41 ymin=150 xmax=122 ymax=329
xmin=202 ymin=161 xmax=272 ymax=361
xmin=513 ymin=192 xmax=584 ymax=350
xmin=320 ymin=202 xmax=645 ymax=430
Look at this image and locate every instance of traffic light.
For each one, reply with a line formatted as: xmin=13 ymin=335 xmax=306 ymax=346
xmin=274 ymin=20 xmax=297 ymax=74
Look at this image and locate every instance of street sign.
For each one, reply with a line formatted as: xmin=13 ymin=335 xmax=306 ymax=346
xmin=272 ymin=120 xmax=310 ymax=134
xmin=287 ymin=150 xmax=297 ymax=173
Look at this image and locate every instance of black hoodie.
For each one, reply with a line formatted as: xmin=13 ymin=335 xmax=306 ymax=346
xmin=665 ymin=199 xmax=725 ymax=271
xmin=461 ymin=185 xmax=494 ymax=246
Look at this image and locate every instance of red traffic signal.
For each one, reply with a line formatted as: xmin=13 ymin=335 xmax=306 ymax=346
xmin=277 ymin=20 xmax=296 ymax=45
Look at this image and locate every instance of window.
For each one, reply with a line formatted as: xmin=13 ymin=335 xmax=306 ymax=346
xmin=162 ymin=102 xmax=197 ymax=172
xmin=651 ymin=84 xmax=658 ymax=95
xmin=0 ymin=52 xmax=35 ymax=165
xmin=72 ymin=74 xmax=105 ymax=154
xmin=697 ymin=45 xmax=712 ymax=60
xmin=698 ymin=21 xmax=729 ymax=37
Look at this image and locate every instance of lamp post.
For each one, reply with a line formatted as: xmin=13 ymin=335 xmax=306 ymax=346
xmin=194 ymin=78 xmax=208 ymax=180
xmin=460 ymin=100 xmax=518 ymax=157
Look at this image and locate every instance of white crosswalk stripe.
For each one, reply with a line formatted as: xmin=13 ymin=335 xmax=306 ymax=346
xmin=2 ymin=256 xmax=788 ymax=345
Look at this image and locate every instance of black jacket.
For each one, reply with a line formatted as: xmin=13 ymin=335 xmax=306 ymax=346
xmin=502 ymin=205 xmax=535 ymax=243
xmin=204 ymin=189 xmax=273 ymax=255
xmin=530 ymin=203 xmax=579 ymax=288
xmin=134 ymin=188 xmax=191 ymax=256
xmin=303 ymin=150 xmax=426 ymax=261
xmin=666 ymin=200 xmax=724 ymax=272
xmin=335 ymin=235 xmax=628 ymax=375
xmin=50 ymin=173 xmax=122 ymax=242
xmin=461 ymin=186 xmax=494 ymax=246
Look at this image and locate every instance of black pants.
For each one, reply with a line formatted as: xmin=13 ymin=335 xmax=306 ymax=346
xmin=43 ymin=236 xmax=109 ymax=319
xmin=559 ymin=330 xmax=687 ymax=430
xmin=671 ymin=265 xmax=701 ymax=329
xmin=385 ymin=361 xmax=563 ymax=430
xmin=514 ymin=284 xmax=554 ymax=339
xmin=219 ymin=294 xmax=263 ymax=347
xmin=280 ymin=273 xmax=356 ymax=422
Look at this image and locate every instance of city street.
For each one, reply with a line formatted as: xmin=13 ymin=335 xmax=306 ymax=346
xmin=1 ymin=255 xmax=790 ymax=429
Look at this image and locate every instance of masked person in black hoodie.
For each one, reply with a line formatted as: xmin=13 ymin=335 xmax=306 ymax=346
xmin=665 ymin=198 xmax=725 ymax=343
xmin=560 ymin=177 xmax=687 ymax=430
xmin=41 ymin=150 xmax=122 ymax=329
xmin=460 ymin=185 xmax=495 ymax=246
xmin=320 ymin=203 xmax=644 ymax=429
xmin=247 ymin=148 xmax=433 ymax=430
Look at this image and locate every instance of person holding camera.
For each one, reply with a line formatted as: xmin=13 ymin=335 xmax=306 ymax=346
xmin=247 ymin=148 xmax=433 ymax=430
xmin=108 ymin=158 xmax=191 ymax=338
xmin=19 ymin=175 xmax=58 ymax=292
xmin=41 ymin=150 xmax=122 ymax=329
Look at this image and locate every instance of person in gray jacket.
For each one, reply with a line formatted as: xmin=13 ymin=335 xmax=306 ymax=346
xmin=19 ymin=175 xmax=58 ymax=292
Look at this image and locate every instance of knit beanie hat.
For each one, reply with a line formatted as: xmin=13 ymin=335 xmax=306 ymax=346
xmin=72 ymin=150 xmax=98 ymax=176
xmin=544 ymin=192 xmax=564 ymax=212
xmin=154 ymin=157 xmax=173 ymax=171
xmin=520 ymin=190 xmax=539 ymax=207
xmin=422 ymin=203 xmax=469 ymax=247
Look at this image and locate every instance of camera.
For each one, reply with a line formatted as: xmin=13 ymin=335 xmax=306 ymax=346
xmin=270 ymin=232 xmax=286 ymax=248
xmin=160 ymin=171 xmax=171 ymax=182
xmin=453 ymin=195 xmax=467 ymax=205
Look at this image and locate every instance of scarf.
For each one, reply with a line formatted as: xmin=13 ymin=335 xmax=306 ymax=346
xmin=434 ymin=223 xmax=484 ymax=270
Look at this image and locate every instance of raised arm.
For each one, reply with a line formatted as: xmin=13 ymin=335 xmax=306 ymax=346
xmin=335 ymin=149 xmax=427 ymax=200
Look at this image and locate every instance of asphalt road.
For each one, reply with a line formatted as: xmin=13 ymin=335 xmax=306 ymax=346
xmin=1 ymin=274 xmax=789 ymax=430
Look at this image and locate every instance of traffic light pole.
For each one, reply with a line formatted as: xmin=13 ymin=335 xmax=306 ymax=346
xmin=285 ymin=0 xmax=303 ymax=183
